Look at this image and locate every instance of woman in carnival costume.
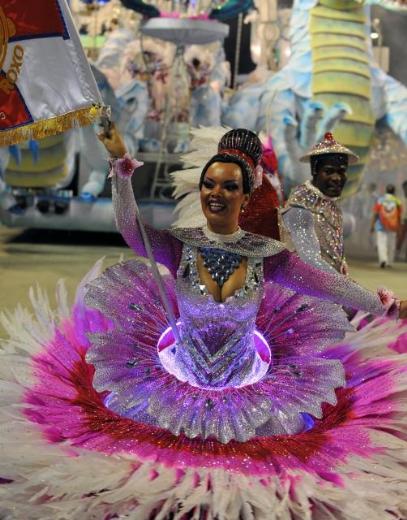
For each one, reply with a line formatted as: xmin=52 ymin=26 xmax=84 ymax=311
xmin=1 ymin=126 xmax=407 ymax=520
xmin=172 ymin=128 xmax=282 ymax=240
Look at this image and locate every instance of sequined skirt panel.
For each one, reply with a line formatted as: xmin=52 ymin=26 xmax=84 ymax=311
xmin=85 ymin=259 xmax=351 ymax=443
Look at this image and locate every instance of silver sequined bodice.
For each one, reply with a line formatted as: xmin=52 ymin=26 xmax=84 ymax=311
xmin=282 ymin=181 xmax=344 ymax=272
xmin=173 ymin=245 xmax=265 ymax=389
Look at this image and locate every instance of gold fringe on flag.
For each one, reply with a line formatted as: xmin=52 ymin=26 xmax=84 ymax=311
xmin=0 ymin=104 xmax=104 ymax=147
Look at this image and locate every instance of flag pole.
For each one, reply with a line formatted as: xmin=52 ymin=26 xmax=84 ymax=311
xmin=102 ymin=113 xmax=181 ymax=345
xmin=132 ymin=202 xmax=182 ymax=345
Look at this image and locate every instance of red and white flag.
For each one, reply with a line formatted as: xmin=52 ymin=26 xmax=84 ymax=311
xmin=0 ymin=0 xmax=103 ymax=146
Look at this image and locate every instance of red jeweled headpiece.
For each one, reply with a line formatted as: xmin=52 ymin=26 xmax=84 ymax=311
xmin=216 ymin=129 xmax=263 ymax=192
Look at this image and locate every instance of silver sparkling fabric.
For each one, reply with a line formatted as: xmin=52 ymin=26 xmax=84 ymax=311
xmin=282 ymin=206 xmax=339 ymax=274
xmin=112 ymin=175 xmax=183 ymax=278
xmin=85 ymin=255 xmax=349 ymax=444
xmin=172 ymin=245 xmax=265 ymax=389
xmin=91 ymin=167 xmax=387 ymax=443
xmin=265 ymin=249 xmax=384 ymax=316
xmin=299 ymin=133 xmax=359 ymax=163
xmin=281 ymin=180 xmax=345 ymax=273
xmin=170 ymin=226 xmax=285 ymax=258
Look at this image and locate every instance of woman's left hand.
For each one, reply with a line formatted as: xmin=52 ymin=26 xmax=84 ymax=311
xmin=399 ymin=301 xmax=407 ymax=319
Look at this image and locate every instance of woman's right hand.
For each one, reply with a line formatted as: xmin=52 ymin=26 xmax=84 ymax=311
xmin=98 ymin=122 xmax=127 ymax=158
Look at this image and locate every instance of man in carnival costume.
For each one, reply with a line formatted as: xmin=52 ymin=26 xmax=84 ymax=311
xmin=281 ymin=132 xmax=357 ymax=275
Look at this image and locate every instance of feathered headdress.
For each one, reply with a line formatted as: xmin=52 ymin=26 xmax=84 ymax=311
xmin=172 ymin=127 xmax=227 ymax=228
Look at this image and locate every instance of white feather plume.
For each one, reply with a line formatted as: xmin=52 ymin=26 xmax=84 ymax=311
xmin=181 ymin=126 xmax=230 ymax=168
xmin=171 ymin=127 xmax=230 ymax=228
xmin=1 ymin=276 xmax=407 ymax=519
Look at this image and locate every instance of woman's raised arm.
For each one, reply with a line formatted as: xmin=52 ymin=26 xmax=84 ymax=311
xmin=99 ymin=124 xmax=182 ymax=277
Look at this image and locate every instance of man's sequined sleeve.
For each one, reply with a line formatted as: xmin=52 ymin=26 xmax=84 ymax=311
xmin=283 ymin=206 xmax=338 ymax=274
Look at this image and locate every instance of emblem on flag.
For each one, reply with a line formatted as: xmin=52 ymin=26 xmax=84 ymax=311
xmin=0 ymin=7 xmax=16 ymax=71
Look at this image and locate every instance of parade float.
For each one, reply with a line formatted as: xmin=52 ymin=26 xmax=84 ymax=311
xmin=0 ymin=0 xmax=406 ymax=238
xmin=0 ymin=0 xmax=232 ymax=231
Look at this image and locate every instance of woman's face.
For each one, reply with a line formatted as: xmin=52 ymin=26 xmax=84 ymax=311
xmin=200 ymin=161 xmax=250 ymax=234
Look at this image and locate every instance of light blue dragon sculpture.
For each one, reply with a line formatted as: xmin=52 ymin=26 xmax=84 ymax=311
xmin=223 ymin=0 xmax=407 ymax=197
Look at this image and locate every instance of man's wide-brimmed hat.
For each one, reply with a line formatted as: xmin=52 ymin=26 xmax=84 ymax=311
xmin=300 ymin=132 xmax=359 ymax=164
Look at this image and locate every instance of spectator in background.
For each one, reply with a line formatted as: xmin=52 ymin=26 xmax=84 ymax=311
xmin=371 ymin=184 xmax=402 ymax=268
xmin=396 ymin=181 xmax=407 ymax=261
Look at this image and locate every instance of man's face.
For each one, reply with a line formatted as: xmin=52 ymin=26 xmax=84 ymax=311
xmin=312 ymin=154 xmax=348 ymax=198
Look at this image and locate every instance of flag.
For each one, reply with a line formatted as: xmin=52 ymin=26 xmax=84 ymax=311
xmin=0 ymin=0 xmax=103 ymax=146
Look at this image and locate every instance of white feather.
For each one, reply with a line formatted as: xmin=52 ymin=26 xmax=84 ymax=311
xmin=74 ymin=256 xmax=105 ymax=305
xmin=170 ymin=127 xmax=231 ymax=228
xmin=172 ymin=192 xmax=205 ymax=228
xmin=1 ymin=276 xmax=407 ymax=519
xmin=180 ymin=126 xmax=230 ymax=169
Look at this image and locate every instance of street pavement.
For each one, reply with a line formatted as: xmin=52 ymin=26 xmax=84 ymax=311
xmin=1 ymin=226 xmax=407 ymax=337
